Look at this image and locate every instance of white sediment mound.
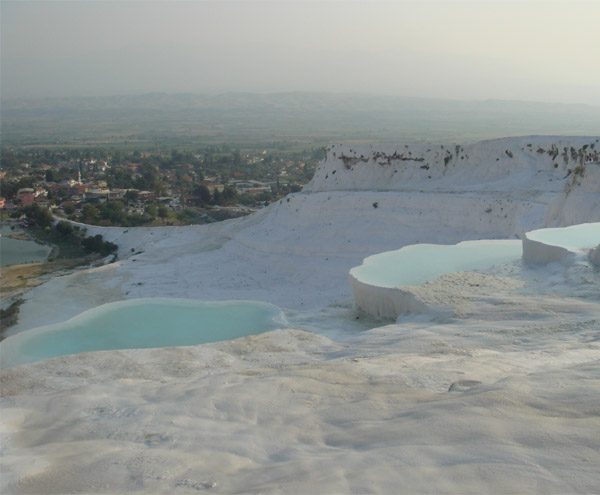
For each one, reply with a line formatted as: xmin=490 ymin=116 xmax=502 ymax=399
xmin=1 ymin=136 xmax=600 ymax=494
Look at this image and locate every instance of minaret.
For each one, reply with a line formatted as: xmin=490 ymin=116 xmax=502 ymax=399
xmin=78 ymin=168 xmax=82 ymax=184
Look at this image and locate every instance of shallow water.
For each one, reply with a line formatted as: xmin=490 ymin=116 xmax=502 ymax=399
xmin=526 ymin=222 xmax=600 ymax=250
xmin=0 ymin=298 xmax=288 ymax=368
xmin=0 ymin=225 xmax=52 ymax=267
xmin=350 ymin=240 xmax=522 ymax=288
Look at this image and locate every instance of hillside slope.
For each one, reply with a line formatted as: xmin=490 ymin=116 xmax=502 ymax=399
xmin=2 ymin=136 xmax=600 ymax=495
xmin=9 ymin=136 xmax=600 ymax=333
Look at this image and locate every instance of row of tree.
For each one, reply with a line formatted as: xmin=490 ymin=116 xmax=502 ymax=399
xmin=16 ymin=205 xmax=118 ymax=257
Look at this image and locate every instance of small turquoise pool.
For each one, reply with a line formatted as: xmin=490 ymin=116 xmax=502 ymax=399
xmin=350 ymin=240 xmax=522 ymax=288
xmin=0 ymin=298 xmax=288 ymax=368
xmin=526 ymin=223 xmax=600 ymax=251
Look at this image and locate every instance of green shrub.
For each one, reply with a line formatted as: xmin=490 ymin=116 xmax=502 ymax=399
xmin=81 ymin=234 xmax=118 ymax=256
xmin=55 ymin=220 xmax=74 ymax=237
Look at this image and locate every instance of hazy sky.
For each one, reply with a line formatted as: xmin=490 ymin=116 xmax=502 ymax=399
xmin=2 ymin=0 xmax=599 ymax=105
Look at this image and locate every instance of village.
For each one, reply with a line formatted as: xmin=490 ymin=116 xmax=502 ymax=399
xmin=0 ymin=146 xmax=319 ymax=226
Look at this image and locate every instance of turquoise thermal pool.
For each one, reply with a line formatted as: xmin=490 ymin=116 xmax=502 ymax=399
xmin=0 ymin=298 xmax=288 ymax=368
xmin=350 ymin=240 xmax=523 ymax=288
xmin=525 ymin=223 xmax=600 ymax=251
xmin=348 ymin=239 xmax=523 ymax=319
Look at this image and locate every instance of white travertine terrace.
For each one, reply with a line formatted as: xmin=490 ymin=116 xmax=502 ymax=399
xmin=350 ymin=223 xmax=600 ymax=319
xmin=349 ymin=240 xmax=522 ymax=319
xmin=522 ymin=223 xmax=600 ymax=265
xmin=2 ymin=137 xmax=600 ymax=495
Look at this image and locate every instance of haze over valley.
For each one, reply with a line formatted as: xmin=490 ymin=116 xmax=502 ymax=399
xmin=3 ymin=92 xmax=600 ymax=149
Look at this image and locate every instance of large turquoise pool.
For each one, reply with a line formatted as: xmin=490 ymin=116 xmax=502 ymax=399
xmin=0 ymin=298 xmax=288 ymax=368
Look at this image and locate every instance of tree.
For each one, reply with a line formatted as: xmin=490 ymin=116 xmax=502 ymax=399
xmin=171 ymin=149 xmax=183 ymax=163
xmin=233 ymin=149 xmax=242 ymax=166
xmin=82 ymin=234 xmax=118 ymax=256
xmin=144 ymin=203 xmax=158 ymax=218
xmin=124 ymin=190 xmax=139 ymax=204
xmin=194 ymin=184 xmax=212 ymax=204
xmin=22 ymin=204 xmax=53 ymax=228
xmin=0 ymin=180 xmax=20 ymax=200
xmin=137 ymin=163 xmax=159 ymax=189
xmin=158 ymin=205 xmax=169 ymax=219
xmin=204 ymin=153 xmax=214 ymax=166
xmin=99 ymin=201 xmax=126 ymax=225
xmin=153 ymin=180 xmax=167 ymax=197
xmin=81 ymin=204 xmax=100 ymax=224
xmin=55 ymin=220 xmax=74 ymax=237
xmin=221 ymin=185 xmax=238 ymax=205
xmin=106 ymin=167 xmax=134 ymax=189
xmin=1 ymin=177 xmax=34 ymax=200
xmin=113 ymin=150 xmax=124 ymax=166
xmin=55 ymin=166 xmax=76 ymax=182
xmin=63 ymin=204 xmax=76 ymax=215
